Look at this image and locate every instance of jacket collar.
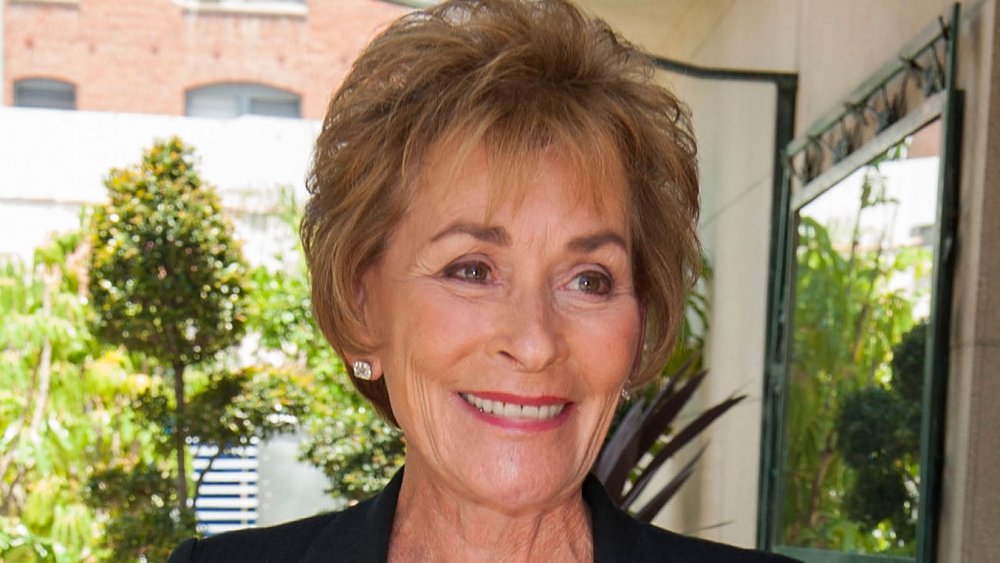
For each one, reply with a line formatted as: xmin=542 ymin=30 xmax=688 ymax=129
xmin=300 ymin=468 xmax=402 ymax=562
xmin=300 ymin=468 xmax=634 ymax=563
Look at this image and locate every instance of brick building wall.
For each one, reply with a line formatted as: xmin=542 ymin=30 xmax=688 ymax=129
xmin=3 ymin=0 xmax=408 ymax=119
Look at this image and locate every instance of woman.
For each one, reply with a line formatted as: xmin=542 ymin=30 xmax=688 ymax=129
xmin=171 ymin=0 xmax=798 ymax=561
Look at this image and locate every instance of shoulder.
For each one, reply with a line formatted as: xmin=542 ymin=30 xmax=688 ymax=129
xmin=628 ymin=522 xmax=801 ymax=563
xmin=583 ymin=475 xmax=800 ymax=563
xmin=168 ymin=469 xmax=402 ymax=563
xmin=167 ymin=510 xmax=346 ymax=563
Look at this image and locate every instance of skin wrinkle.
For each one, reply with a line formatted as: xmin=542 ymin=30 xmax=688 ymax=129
xmin=360 ymin=145 xmax=639 ymax=562
xmin=393 ymin=454 xmax=593 ymax=562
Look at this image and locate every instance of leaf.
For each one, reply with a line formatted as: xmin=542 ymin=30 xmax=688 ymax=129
xmin=632 ymin=446 xmax=705 ymax=522
xmin=594 ymin=358 xmax=698 ymax=500
xmin=622 ymin=394 xmax=745 ymax=509
xmin=593 ymin=398 xmax=647 ymax=503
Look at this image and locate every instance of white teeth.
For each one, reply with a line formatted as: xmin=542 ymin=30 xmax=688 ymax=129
xmin=502 ymin=402 xmax=520 ymax=418
xmin=461 ymin=393 xmax=565 ymax=420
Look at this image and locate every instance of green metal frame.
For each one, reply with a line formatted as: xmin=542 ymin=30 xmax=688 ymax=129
xmin=758 ymin=5 xmax=962 ymax=562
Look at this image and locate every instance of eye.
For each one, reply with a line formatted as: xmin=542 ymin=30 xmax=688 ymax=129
xmin=442 ymin=260 xmax=493 ymax=284
xmin=567 ymin=270 xmax=613 ymax=295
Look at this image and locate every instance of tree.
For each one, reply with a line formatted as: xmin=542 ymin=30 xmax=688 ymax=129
xmin=834 ymin=321 xmax=925 ymax=544
xmin=1 ymin=230 xmax=163 ymax=562
xmin=89 ymin=137 xmax=249 ymax=512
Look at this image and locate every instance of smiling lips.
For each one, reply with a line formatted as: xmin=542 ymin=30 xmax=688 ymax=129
xmin=460 ymin=392 xmax=568 ymax=421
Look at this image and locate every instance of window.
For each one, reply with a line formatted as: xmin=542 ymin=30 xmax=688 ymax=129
xmin=758 ymin=6 xmax=961 ymax=563
xmin=185 ymin=83 xmax=301 ymax=119
xmin=13 ymin=78 xmax=76 ymax=110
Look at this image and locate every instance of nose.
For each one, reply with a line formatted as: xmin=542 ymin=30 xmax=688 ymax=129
xmin=495 ymin=286 xmax=563 ymax=372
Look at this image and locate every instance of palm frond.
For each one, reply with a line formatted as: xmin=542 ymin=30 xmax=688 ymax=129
xmin=595 ymin=361 xmax=746 ymax=521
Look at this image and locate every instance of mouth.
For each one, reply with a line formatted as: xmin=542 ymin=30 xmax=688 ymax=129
xmin=459 ymin=392 xmax=568 ymax=421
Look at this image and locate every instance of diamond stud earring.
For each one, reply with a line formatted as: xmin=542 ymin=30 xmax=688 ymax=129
xmin=353 ymin=360 xmax=373 ymax=381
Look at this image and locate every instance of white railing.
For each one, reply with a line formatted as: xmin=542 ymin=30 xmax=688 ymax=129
xmin=191 ymin=442 xmax=259 ymax=535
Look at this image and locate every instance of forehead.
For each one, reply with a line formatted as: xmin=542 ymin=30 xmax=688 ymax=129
xmin=412 ymin=137 xmax=630 ymax=222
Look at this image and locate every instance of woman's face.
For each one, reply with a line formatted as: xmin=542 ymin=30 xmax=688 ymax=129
xmin=360 ymin=146 xmax=641 ymax=513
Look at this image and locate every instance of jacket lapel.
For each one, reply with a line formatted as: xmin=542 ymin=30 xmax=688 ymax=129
xmin=585 ymin=474 xmax=641 ymax=563
xmin=300 ymin=469 xmax=403 ymax=563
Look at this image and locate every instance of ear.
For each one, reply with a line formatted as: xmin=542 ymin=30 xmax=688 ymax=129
xmin=354 ymin=266 xmax=383 ymax=338
xmin=349 ymin=270 xmax=383 ymax=381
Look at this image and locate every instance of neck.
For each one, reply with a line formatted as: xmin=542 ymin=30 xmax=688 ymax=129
xmin=388 ymin=463 xmax=593 ymax=563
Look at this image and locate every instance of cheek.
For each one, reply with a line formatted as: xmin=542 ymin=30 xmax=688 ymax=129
xmin=571 ymin=308 xmax=641 ymax=388
xmin=382 ymin=288 xmax=489 ymax=389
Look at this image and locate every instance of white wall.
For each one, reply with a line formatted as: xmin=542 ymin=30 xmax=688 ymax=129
xmin=0 ymin=106 xmax=320 ymax=267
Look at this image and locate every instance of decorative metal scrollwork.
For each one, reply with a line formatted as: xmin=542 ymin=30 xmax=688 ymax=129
xmin=786 ymin=16 xmax=953 ymax=185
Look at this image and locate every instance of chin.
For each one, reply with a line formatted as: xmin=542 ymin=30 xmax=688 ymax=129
xmin=457 ymin=454 xmax=589 ymax=514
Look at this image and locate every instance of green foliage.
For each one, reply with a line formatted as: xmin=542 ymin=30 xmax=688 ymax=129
xmin=891 ymin=320 xmax=927 ymax=403
xmin=4 ymin=141 xmax=408 ymax=560
xmin=1 ymin=232 xmax=162 ymax=562
xmin=87 ymin=136 xmax=252 ymax=522
xmin=1 ymin=516 xmax=59 ymax=563
xmin=782 ymin=165 xmax=931 ymax=555
xmin=133 ymin=364 xmax=314 ymax=454
xmin=185 ymin=366 xmax=312 ymax=448
xmin=79 ymin=362 xmax=315 ymax=560
xmin=89 ymin=137 xmax=248 ymax=365
xmin=834 ymin=321 xmax=926 ymax=545
xmin=300 ymin=393 xmax=406 ymax=500
xmin=837 ymin=387 xmax=918 ymax=468
xmin=242 ymin=190 xmax=405 ymax=502
xmin=85 ymin=465 xmax=196 ymax=562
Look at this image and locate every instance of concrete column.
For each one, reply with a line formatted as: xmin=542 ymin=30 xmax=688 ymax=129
xmin=938 ymin=1 xmax=1000 ymax=561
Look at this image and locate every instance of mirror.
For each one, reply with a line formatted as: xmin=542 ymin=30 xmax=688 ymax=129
xmin=778 ymin=120 xmax=941 ymax=556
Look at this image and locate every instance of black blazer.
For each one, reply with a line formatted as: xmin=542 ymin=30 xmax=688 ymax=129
xmin=169 ymin=470 xmax=799 ymax=562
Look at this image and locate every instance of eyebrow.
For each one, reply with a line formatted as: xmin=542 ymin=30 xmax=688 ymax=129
xmin=430 ymin=222 xmax=512 ymax=246
xmin=567 ymin=231 xmax=628 ymax=253
xmin=431 ymin=222 xmax=626 ymax=254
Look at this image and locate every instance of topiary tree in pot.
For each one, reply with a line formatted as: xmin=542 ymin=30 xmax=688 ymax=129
xmin=89 ymin=137 xmax=248 ymax=512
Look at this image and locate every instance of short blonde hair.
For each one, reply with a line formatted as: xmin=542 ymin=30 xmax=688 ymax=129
xmin=301 ymin=0 xmax=700 ymax=424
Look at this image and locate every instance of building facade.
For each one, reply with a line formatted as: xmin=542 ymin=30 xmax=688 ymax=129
xmin=3 ymin=0 xmax=407 ymax=118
